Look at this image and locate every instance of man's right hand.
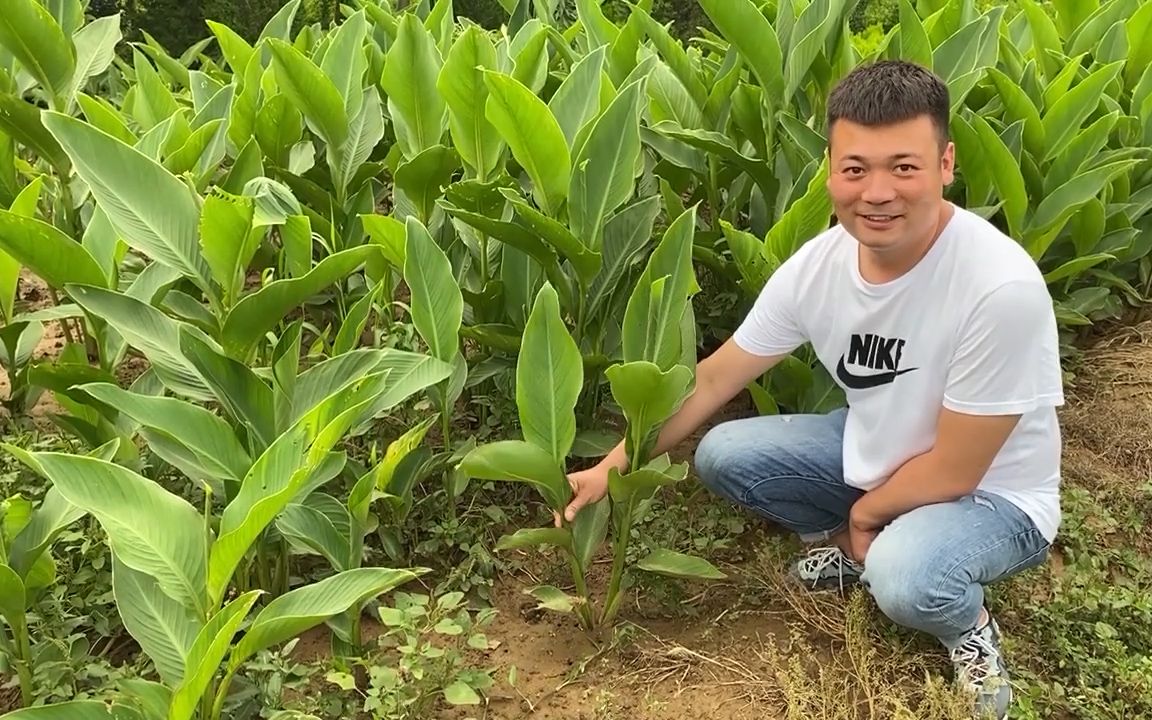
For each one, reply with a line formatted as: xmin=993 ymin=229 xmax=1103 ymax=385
xmin=555 ymin=465 xmax=611 ymax=526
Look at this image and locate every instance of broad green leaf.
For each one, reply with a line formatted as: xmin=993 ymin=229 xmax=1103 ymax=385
xmin=403 ymin=216 xmax=462 ymax=363
xmin=636 ymin=547 xmax=727 ymax=580
xmin=7 ymin=487 xmax=84 ymax=578
xmin=586 ymin=196 xmax=662 ymax=323
xmin=504 ymin=191 xmax=601 ymax=283
xmin=75 ymin=92 xmax=134 ymax=145
xmin=569 ymin=78 xmax=644 ymax=252
xmin=333 ymin=282 xmax=381 ymax=357
xmin=267 ymin=39 xmax=347 ymax=148
xmin=697 ymin=0 xmax=784 ymax=98
xmin=765 ymin=159 xmax=832 ymax=262
xmin=0 ymin=0 xmax=75 ymax=109
xmin=393 ymin=144 xmax=461 ymax=224
xmin=206 ymin=21 xmax=254 ymax=74
xmin=221 ymin=245 xmax=377 ymax=360
xmin=648 ymin=60 xmax=704 ymax=132
xmin=457 ymin=439 xmax=572 ymax=511
xmin=79 ymin=383 xmax=251 ymax=484
xmin=276 ymin=501 xmax=352 ymax=572
xmin=26 ymin=452 xmax=207 ymax=616
xmin=437 ymin=24 xmax=503 ymax=180
xmin=255 ymin=93 xmax=304 ymax=168
xmin=607 ymin=463 xmax=689 ymax=508
xmin=67 ymin=13 xmax=120 ymax=104
xmin=0 ymin=209 xmax=107 ymax=291
xmin=230 ymin=567 xmax=426 ymax=668
xmin=570 ymin=495 xmax=610 ymax=571
xmin=606 ymin=362 xmax=693 ymax=466
xmin=0 ymin=94 xmax=71 ymax=173
xmin=483 ymin=71 xmax=570 ymax=215
xmin=443 ymin=681 xmax=481 ymax=706
xmin=1042 ymin=61 xmax=1123 ymax=161
xmin=965 ymin=114 xmax=1028 ymax=239
xmin=67 ymin=285 xmax=214 ymax=401
xmin=178 ymin=329 xmax=277 ymax=450
xmin=897 ymin=0 xmax=933 ymax=69
xmin=329 ymin=86 xmax=386 ymax=202
xmin=381 ymin=13 xmax=448 ymax=160
xmin=654 ymin=123 xmax=776 ymax=203
xmin=523 ymin=584 xmax=576 ymax=613
xmin=0 ymin=563 xmax=26 ymax=636
xmin=548 ymin=46 xmax=606 ymax=150
xmin=360 ymin=213 xmax=406 ymax=268
xmin=621 ymin=206 xmax=698 ymax=369
xmin=0 ymin=702 xmax=142 ymax=719
xmin=41 ymin=112 xmax=212 ymax=291
xmin=364 ymin=348 xmax=453 ymax=414
xmin=1025 ymin=159 xmax=1142 ymax=258
xmin=111 ymin=556 xmax=198 ymax=687
xmin=1046 ymin=111 xmax=1120 ymax=194
xmin=199 ymin=188 xmax=259 ymax=307
xmin=258 ymin=0 xmax=302 ymax=43
xmin=1043 ymin=253 xmax=1113 ymax=284
xmin=320 ymin=9 xmax=369 ymax=118
xmin=785 ymin=0 xmax=849 ymax=100
xmin=985 ymin=68 xmax=1044 ymax=159
xmin=168 ymin=591 xmax=262 ymax=720
xmin=494 ymin=526 xmax=573 ymax=552
xmin=517 ymin=283 xmax=582 ymax=464
xmin=1127 ymin=2 xmax=1152 ymax=90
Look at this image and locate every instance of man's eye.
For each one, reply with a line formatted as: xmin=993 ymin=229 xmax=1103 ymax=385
xmin=896 ymin=164 xmax=916 ymax=172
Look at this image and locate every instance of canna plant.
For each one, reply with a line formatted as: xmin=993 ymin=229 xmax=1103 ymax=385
xmin=456 ymin=207 xmax=725 ymax=638
xmin=0 ymin=363 xmax=433 ymax=720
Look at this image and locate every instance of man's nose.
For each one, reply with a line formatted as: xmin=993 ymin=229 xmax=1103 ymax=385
xmin=860 ymin=172 xmax=897 ymax=204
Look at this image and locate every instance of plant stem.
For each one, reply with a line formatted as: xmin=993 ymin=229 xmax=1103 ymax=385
xmin=210 ymin=665 xmax=240 ymax=720
xmin=0 ymin=626 xmax=32 ymax=707
xmin=567 ymin=552 xmax=596 ymax=632
xmin=599 ymin=514 xmax=635 ymax=628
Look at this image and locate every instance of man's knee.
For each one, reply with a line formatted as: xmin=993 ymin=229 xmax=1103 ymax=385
xmin=863 ymin=530 xmax=964 ymax=626
xmin=694 ymin=422 xmax=741 ymax=496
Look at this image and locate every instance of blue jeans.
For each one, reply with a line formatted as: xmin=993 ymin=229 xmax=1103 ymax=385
xmin=694 ymin=407 xmax=1051 ymax=649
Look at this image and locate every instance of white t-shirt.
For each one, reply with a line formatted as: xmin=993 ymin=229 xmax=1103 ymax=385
xmin=732 ymin=204 xmax=1065 ymax=542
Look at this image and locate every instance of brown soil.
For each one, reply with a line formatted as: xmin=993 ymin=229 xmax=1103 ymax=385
xmin=0 ymin=271 xmax=70 ymax=427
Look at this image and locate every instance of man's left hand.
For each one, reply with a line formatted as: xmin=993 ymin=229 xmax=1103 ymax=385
xmin=848 ymin=498 xmax=884 ymax=564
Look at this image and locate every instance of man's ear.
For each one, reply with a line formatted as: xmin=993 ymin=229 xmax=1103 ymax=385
xmin=941 ymin=141 xmax=956 ymax=185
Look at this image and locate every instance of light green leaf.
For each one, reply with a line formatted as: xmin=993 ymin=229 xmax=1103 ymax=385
xmin=443 ymin=681 xmax=481 ymax=705
xmin=79 ymin=382 xmax=251 ymax=484
xmin=764 ymin=159 xmax=832 ymax=262
xmin=897 ymin=0 xmax=933 ymax=69
xmin=7 ymin=487 xmax=84 ymax=579
xmin=329 ymin=86 xmax=386 ymax=202
xmin=230 ymin=567 xmax=427 ymax=668
xmin=1043 ymin=253 xmax=1113 ymax=284
xmin=178 ymin=329 xmax=277 ymax=450
xmin=1041 ymin=61 xmax=1123 ymax=162
xmin=0 ymin=209 xmax=107 ymax=291
xmin=457 ymin=440 xmax=572 ymax=511
xmin=67 ymin=13 xmax=121 ymax=104
xmin=276 ymin=501 xmax=352 ymax=572
xmin=393 ymin=144 xmax=461 ymax=224
xmin=636 ymin=547 xmax=727 ymax=580
xmin=569 ymin=77 xmax=644 ymax=252
xmin=697 ymin=0 xmax=784 ymax=98
xmin=25 ymin=452 xmax=207 ymax=616
xmin=483 ymin=71 xmax=570 ymax=215
xmin=0 ymin=0 xmax=75 ymax=108
xmin=267 ymin=38 xmax=348 ymax=148
xmin=198 ymin=187 xmax=260 ymax=307
xmin=0 ymin=702 xmax=141 ymax=719
xmin=437 ymin=24 xmax=504 ymax=180
xmin=220 ymin=245 xmax=377 ymax=360
xmin=606 ymin=361 xmax=693 ymax=466
xmin=517 ymin=283 xmax=581 ymax=463
xmin=0 ymin=94 xmax=70 ymax=173
xmin=41 ymin=111 xmax=212 ymax=291
xmin=111 ymin=556 xmax=198 ymax=687
xmin=549 ymin=46 xmax=607 ymax=150
xmin=1025 ymin=159 xmax=1142 ymax=258
xmin=381 ymin=12 xmax=448 ymax=160
xmin=494 ymin=526 xmax=573 ymax=552
xmin=403 ymin=216 xmax=462 ymax=363
xmin=206 ymin=20 xmax=254 ymax=74
xmin=66 ymin=284 xmax=214 ymax=401
xmin=168 ymin=591 xmax=262 ymax=720
xmin=320 ymin=9 xmax=369 ymax=118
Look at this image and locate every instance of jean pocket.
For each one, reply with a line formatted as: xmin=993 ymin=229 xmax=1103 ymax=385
xmin=999 ymin=537 xmax=1051 ymax=579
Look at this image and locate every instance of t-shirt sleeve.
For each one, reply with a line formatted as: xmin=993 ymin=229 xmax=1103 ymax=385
xmin=731 ymin=254 xmax=808 ymax=357
xmin=943 ymin=279 xmax=1066 ymax=415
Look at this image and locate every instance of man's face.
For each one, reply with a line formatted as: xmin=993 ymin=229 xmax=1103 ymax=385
xmin=825 ymin=114 xmax=955 ymax=256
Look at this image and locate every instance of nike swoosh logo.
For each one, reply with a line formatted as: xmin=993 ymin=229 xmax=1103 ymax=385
xmin=836 ymin=355 xmax=918 ymax=390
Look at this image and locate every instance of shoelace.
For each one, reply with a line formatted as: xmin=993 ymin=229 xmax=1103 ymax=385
xmin=798 ymin=547 xmax=845 ymax=574
xmin=950 ymin=631 xmax=1001 ymax=687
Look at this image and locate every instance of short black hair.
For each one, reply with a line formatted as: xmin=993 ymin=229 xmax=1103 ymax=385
xmin=826 ymin=60 xmax=951 ymax=148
